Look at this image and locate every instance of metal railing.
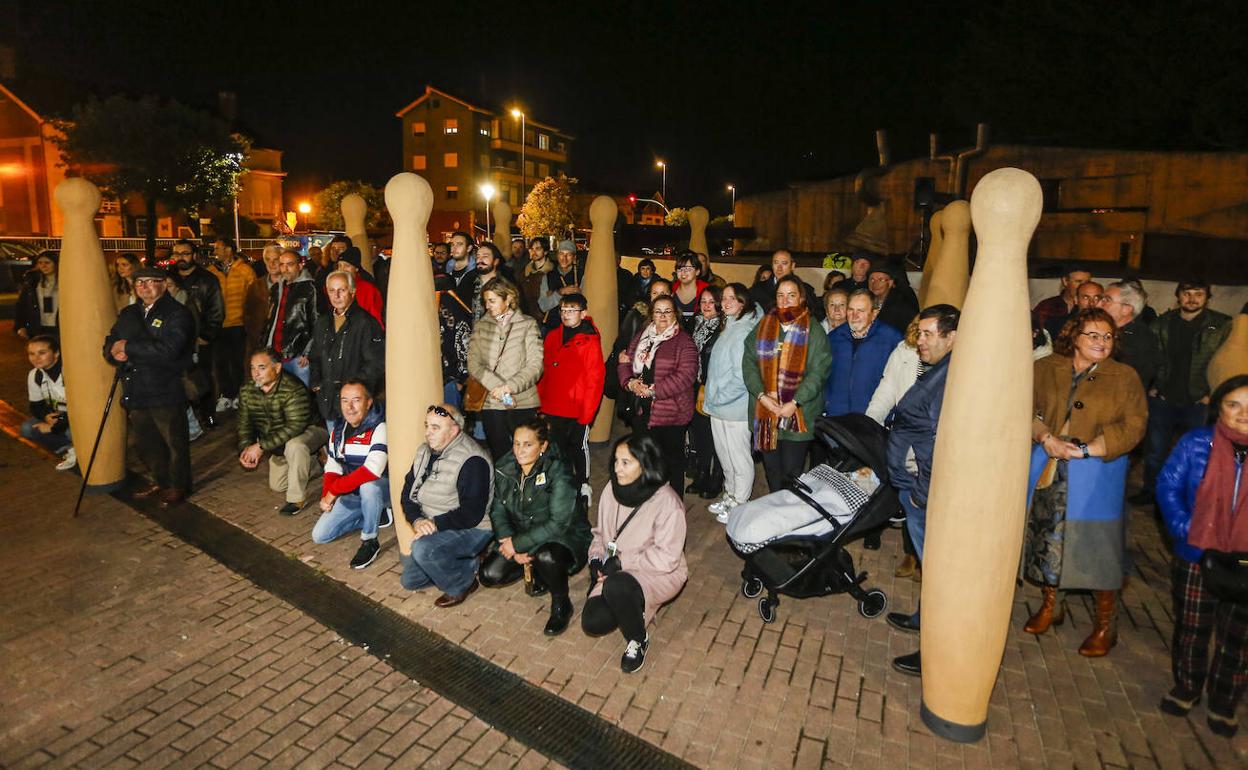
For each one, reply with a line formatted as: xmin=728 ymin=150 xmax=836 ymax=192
xmin=0 ymin=236 xmax=278 ymax=252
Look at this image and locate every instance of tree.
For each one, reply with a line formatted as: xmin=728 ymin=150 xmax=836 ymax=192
xmin=518 ymin=175 xmax=575 ymax=239
xmin=309 ymin=181 xmax=391 ymax=232
xmin=664 ymin=207 xmax=689 ymax=226
xmin=53 ymin=95 xmax=248 ymax=259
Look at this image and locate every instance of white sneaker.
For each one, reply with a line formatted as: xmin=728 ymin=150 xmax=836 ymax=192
xmin=707 ymin=493 xmax=733 ymax=515
xmin=215 ymin=396 xmax=232 ymax=412
xmin=56 ymin=447 xmax=77 ymax=471
xmin=714 ymin=496 xmax=740 ymax=524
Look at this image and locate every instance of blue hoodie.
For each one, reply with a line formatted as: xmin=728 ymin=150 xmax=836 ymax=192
xmin=703 ymin=306 xmax=763 ymax=421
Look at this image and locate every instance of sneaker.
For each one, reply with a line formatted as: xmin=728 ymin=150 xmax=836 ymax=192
xmin=278 ymin=502 xmax=301 ymax=516
xmin=215 ymin=396 xmax=232 ymax=412
xmin=188 ymin=424 xmax=204 ymax=442
xmin=707 ymin=493 xmax=733 ymax=515
xmin=379 ymin=507 xmax=393 ymax=529
xmin=55 ymin=447 xmax=77 ymax=471
xmin=621 ymin=635 xmax=649 ymax=674
xmin=350 ymin=538 xmax=381 ymax=569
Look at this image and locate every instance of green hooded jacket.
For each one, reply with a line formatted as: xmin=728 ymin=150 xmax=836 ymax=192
xmin=489 ymin=445 xmax=591 ymax=569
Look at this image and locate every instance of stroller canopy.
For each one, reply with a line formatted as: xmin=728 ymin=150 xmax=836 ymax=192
xmin=814 ymin=414 xmax=892 ymax=486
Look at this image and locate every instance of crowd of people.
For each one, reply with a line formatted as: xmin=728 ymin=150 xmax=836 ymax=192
xmin=15 ymin=237 xmax=1248 ymax=719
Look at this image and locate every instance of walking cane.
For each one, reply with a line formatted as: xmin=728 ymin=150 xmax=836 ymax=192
xmin=74 ymin=368 xmax=123 ymax=518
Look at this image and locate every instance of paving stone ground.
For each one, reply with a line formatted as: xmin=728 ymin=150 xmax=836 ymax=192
xmin=4 ymin=325 xmax=1248 ymax=768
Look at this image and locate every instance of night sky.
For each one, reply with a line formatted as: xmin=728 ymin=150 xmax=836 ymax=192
xmin=7 ymin=1 xmax=1244 ymax=213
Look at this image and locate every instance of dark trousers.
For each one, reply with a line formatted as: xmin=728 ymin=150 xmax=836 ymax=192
xmin=1171 ymin=560 xmax=1248 ymax=716
xmin=1143 ymin=396 xmax=1206 ymax=488
xmin=688 ymin=412 xmax=722 ymax=490
xmin=479 ymin=543 xmax=574 ymax=596
xmin=480 ymin=407 xmax=539 ymax=463
xmin=581 ymin=571 xmax=647 ymax=643
xmin=130 ymin=405 xmax=191 ymax=493
xmin=546 ymin=415 xmax=589 ymax=489
xmin=212 ymin=326 xmax=246 ymax=400
xmin=760 ymin=439 xmax=809 ymax=492
xmin=636 ymin=421 xmax=687 ymax=496
xmin=192 ymin=340 xmax=217 ymax=420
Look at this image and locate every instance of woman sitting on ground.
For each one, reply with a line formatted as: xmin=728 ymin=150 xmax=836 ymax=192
xmin=1156 ymin=374 xmax=1248 ymax=737
xmin=481 ymin=416 xmax=591 ymax=636
xmin=583 ymin=433 xmax=688 ymax=674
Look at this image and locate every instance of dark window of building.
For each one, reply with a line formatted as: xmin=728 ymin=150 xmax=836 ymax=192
xmin=446 ymin=186 xmax=459 ymax=200
xmin=1039 ymin=179 xmax=1061 ymax=212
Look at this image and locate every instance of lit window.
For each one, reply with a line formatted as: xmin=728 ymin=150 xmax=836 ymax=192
xmin=479 ymin=124 xmax=489 ymax=136
xmin=413 ymin=155 xmax=427 ymax=170
xmin=444 ymin=118 xmax=458 ymax=134
xmin=446 ymin=186 xmax=459 ymax=200
xmin=538 ymin=134 xmax=550 ymax=150
xmin=412 ymin=121 xmax=426 ymax=136
xmin=444 ymin=153 xmax=458 ymax=168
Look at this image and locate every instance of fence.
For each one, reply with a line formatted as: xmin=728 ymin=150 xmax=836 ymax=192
xmin=0 ymin=236 xmax=278 ymax=253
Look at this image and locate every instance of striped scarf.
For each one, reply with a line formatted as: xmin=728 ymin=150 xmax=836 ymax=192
xmin=753 ymin=305 xmax=811 ymax=452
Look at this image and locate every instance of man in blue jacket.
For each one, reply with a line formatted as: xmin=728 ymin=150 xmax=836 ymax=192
xmin=881 ymin=304 xmax=959 ymax=677
xmin=825 ymin=289 xmax=903 ymax=416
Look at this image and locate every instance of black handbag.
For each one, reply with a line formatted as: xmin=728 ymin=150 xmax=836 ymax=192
xmin=1200 ymin=550 xmax=1248 ymax=603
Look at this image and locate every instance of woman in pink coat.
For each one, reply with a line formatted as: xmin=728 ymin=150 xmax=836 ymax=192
xmin=583 ymin=433 xmax=689 ymax=673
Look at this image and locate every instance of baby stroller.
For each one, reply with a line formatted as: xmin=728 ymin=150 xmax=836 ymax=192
xmin=727 ymin=413 xmax=899 ymax=623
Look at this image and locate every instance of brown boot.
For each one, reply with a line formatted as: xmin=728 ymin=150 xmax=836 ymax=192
xmin=895 ymin=554 xmax=918 ymax=578
xmin=1078 ymin=590 xmax=1119 ymax=657
xmin=1024 ymin=585 xmax=1065 ymax=634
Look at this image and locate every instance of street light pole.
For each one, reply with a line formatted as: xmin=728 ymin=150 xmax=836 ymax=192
xmin=480 ymin=184 xmax=495 ymax=238
xmin=727 ymin=184 xmax=735 ymax=212
xmin=511 ymin=109 xmax=526 ymax=203
xmin=656 ymin=160 xmax=667 ymax=202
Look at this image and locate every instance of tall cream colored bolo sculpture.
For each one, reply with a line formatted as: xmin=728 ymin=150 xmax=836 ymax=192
xmin=341 ymin=192 xmax=372 ymax=273
xmin=920 ymin=168 xmax=1042 ymax=742
xmin=923 ymin=200 xmax=972 ymax=309
xmin=383 ymin=173 xmax=441 ymax=509
xmin=583 ymin=196 xmax=620 ymax=443
xmin=55 ymin=178 xmax=126 ymax=491
xmin=918 ymin=209 xmax=946 ymax=308
xmin=1207 ymin=309 xmax=1248 ymax=390
xmin=492 ymin=199 xmax=512 ymax=247
xmin=687 ymin=205 xmax=709 ymax=256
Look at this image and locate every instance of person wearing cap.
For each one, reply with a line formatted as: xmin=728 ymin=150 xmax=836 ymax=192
xmin=396 ymin=403 xmax=495 ymax=608
xmin=103 ymin=267 xmax=196 ymax=505
xmin=207 ymin=238 xmax=256 ymax=412
xmin=748 ymin=249 xmax=823 ymax=321
xmin=840 ymin=252 xmax=874 ymax=295
xmin=538 ymin=240 xmax=584 ymax=332
xmin=335 ymin=246 xmax=384 ymax=328
xmin=867 ymin=259 xmax=919 ymax=335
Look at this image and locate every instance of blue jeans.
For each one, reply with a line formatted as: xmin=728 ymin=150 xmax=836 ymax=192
xmin=901 ymin=490 xmax=926 ymax=562
xmin=282 ymin=357 xmax=311 ymax=387
xmin=443 ymin=380 xmax=462 ymax=410
xmin=1143 ymin=396 xmax=1207 ymax=489
xmin=20 ymin=417 xmax=72 ymax=454
xmin=400 ymin=528 xmax=492 ymax=595
xmin=312 ymin=478 xmax=390 ymax=543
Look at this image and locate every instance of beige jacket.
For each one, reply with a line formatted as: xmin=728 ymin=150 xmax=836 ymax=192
xmin=467 ymin=311 xmax=544 ymax=410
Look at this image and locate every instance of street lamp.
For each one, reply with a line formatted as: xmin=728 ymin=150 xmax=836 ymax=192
xmin=510 ymin=108 xmax=526 ymax=201
xmin=297 ymin=201 xmax=311 ymax=231
xmin=727 ymin=184 xmax=735 ymax=211
xmin=655 ymin=160 xmax=666 ymax=202
xmin=480 ymin=183 xmax=495 ymax=237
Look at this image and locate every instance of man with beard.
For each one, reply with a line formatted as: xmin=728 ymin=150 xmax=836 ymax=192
xmin=169 ymin=239 xmax=224 ymax=428
xmin=520 ymin=237 xmax=554 ymax=321
xmin=264 ymin=249 xmax=319 ymax=386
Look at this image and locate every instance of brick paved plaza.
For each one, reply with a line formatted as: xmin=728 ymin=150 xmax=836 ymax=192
xmin=2 ymin=323 xmax=1247 ymax=768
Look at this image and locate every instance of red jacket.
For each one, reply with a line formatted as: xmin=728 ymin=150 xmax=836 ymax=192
xmin=538 ymin=319 xmax=606 ymax=426
xmin=354 ymin=278 xmax=385 ymax=329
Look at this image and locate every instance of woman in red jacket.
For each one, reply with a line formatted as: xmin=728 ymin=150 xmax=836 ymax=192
xmin=618 ymin=295 xmax=698 ymax=495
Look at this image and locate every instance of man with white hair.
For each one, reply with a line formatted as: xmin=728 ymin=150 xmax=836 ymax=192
xmin=1098 ymin=280 xmax=1161 ymax=390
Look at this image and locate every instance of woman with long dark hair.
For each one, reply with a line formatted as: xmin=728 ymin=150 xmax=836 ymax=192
xmin=15 ymin=252 xmax=60 ymax=338
xmin=670 ymin=252 xmax=708 ymax=329
xmin=688 ymin=285 xmax=725 ymax=498
xmin=1157 ymin=374 xmax=1248 ymax=736
xmin=582 ymin=433 xmax=688 ymax=673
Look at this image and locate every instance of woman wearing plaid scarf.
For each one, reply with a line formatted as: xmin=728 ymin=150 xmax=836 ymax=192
xmin=743 ymin=276 xmax=832 ymax=492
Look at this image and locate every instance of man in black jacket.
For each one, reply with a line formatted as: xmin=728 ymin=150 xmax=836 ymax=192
xmin=1098 ymin=280 xmax=1161 ymax=390
xmin=749 ymin=250 xmax=824 ymax=320
xmin=104 ymin=267 xmax=196 ymax=505
xmin=308 ymin=271 xmax=385 ymax=426
xmin=169 ymin=240 xmax=224 ymax=428
xmin=265 ymin=249 xmax=319 ymax=387
xmin=868 ymin=261 xmax=920 ymax=335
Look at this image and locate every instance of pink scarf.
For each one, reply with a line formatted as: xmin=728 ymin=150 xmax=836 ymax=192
xmin=632 ymin=322 xmax=678 ymax=376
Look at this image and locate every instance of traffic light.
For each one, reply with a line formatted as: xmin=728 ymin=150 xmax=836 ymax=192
xmin=628 ymin=194 xmax=636 ymax=204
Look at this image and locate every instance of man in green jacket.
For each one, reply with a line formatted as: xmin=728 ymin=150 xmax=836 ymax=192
xmin=238 ymin=348 xmax=328 ymax=515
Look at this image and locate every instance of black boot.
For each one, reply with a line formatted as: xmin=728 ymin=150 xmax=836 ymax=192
xmin=544 ymin=594 xmax=573 ymax=636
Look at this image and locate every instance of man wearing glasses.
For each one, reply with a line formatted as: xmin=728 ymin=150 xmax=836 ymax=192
xmin=104 ymin=267 xmax=196 ymax=506
xmin=169 ymin=239 xmax=224 ymax=429
xmin=1097 ymin=281 xmax=1161 ymax=390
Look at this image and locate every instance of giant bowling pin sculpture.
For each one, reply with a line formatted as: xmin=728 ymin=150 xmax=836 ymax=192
xmin=492 ymin=199 xmax=512 ymax=247
xmin=55 ymin=178 xmax=126 ymax=492
xmin=919 ymin=168 xmax=1042 ymax=742
xmin=383 ymin=173 xmax=442 ymax=508
xmin=583 ymin=196 xmax=621 ymax=444
xmin=1207 ymin=308 xmax=1248 ymax=391
xmin=687 ymin=205 xmax=710 ymax=257
xmin=923 ymin=201 xmax=972 ymax=310
xmin=341 ymin=192 xmax=373 ymax=274
xmin=917 ymin=208 xmax=945 ymax=308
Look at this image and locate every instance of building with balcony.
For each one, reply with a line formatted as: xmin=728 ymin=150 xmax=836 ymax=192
xmin=396 ymin=86 xmax=573 ymax=239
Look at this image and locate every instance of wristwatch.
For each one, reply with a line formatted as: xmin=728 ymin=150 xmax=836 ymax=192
xmin=1078 ymin=442 xmax=1090 ymax=459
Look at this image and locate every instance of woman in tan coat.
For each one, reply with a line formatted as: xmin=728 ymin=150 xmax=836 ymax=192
xmin=467 ymin=277 xmax=544 ymax=460
xmin=1023 ymin=308 xmax=1147 ymax=656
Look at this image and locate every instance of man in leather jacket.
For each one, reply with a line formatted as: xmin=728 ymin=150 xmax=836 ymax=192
xmin=169 ymin=240 xmax=224 ymax=428
xmin=264 ymin=249 xmax=319 ymax=387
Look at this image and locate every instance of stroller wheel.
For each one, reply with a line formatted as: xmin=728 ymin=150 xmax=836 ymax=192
xmin=858 ymin=589 xmax=888 ymax=619
xmin=742 ymin=577 xmax=765 ymax=599
xmin=758 ymin=597 xmax=778 ymax=624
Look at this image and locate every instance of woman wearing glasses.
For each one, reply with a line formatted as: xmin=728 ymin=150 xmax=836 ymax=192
xmin=1022 ymin=307 xmax=1147 ymax=656
xmin=618 ymin=295 xmax=698 ymax=495
xmin=670 ymin=252 xmax=709 ymax=329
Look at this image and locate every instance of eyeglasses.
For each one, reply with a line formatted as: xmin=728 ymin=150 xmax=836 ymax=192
xmin=653 ymin=309 xmax=675 ymax=316
xmin=1079 ymin=331 xmax=1114 ymax=343
xmin=676 ymin=265 xmax=696 ymax=272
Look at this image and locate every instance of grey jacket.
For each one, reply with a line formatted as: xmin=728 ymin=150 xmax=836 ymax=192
xmin=467 ymin=311 xmax=544 ymax=410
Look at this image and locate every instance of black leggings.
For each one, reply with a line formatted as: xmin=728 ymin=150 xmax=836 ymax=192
xmin=581 ymin=571 xmax=647 ymax=643
xmin=479 ymin=542 xmax=574 ymax=596
xmin=636 ymin=421 xmax=687 ymax=496
xmin=760 ymin=439 xmax=809 ymax=492
xmin=479 ymin=407 xmax=539 ymax=463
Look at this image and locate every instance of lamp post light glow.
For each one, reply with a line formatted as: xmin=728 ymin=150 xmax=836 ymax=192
xmin=480 ymin=184 xmax=496 ymax=237
xmin=727 ymin=184 xmax=735 ymax=211
xmin=510 ymin=108 xmax=526 ymax=201
xmin=296 ymin=201 xmax=312 ymax=231
xmin=656 ymin=160 xmax=667 ymax=202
